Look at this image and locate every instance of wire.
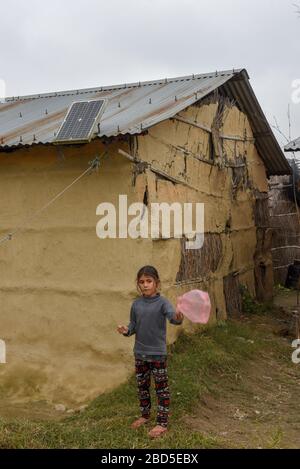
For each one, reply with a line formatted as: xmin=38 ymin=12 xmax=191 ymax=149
xmin=0 ymin=154 xmax=103 ymax=246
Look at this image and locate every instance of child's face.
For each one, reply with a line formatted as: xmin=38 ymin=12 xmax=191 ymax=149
xmin=138 ymin=275 xmax=158 ymax=297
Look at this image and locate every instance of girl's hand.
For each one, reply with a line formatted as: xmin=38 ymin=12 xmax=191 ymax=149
xmin=117 ymin=325 xmax=129 ymax=335
xmin=175 ymin=308 xmax=184 ymax=322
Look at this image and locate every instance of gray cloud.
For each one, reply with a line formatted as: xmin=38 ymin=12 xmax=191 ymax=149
xmin=0 ymin=0 xmax=299 ymax=146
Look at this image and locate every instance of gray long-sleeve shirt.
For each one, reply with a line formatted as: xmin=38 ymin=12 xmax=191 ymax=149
xmin=124 ymin=293 xmax=182 ymax=358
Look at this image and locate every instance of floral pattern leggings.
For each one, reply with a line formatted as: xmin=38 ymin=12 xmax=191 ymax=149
xmin=135 ymin=358 xmax=170 ymax=428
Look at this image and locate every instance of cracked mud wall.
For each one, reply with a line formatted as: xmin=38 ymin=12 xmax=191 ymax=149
xmin=136 ymin=97 xmax=271 ymax=325
xmin=0 ymin=97 xmax=271 ymax=405
xmin=268 ymin=174 xmax=300 ymax=285
xmin=0 ymin=140 xmax=181 ymax=405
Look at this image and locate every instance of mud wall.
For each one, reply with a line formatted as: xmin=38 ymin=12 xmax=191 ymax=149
xmin=269 ymin=174 xmax=300 ymax=285
xmin=0 ymin=140 xmax=169 ymax=405
xmin=0 ymin=97 xmax=271 ymax=405
xmin=136 ymin=96 xmax=272 ymax=318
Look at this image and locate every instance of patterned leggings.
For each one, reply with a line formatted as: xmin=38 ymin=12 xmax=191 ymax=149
xmin=135 ymin=358 xmax=170 ymax=428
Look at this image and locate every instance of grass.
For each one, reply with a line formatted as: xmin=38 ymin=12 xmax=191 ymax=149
xmin=0 ymin=314 xmax=289 ymax=449
xmin=240 ymin=285 xmax=273 ymax=315
xmin=274 ymin=284 xmax=292 ymax=296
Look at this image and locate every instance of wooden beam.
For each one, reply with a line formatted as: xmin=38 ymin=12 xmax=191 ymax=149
xmin=173 ymin=115 xmax=255 ymax=143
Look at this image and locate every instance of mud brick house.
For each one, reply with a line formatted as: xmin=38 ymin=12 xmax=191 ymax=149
xmin=268 ymin=136 xmax=300 ymax=285
xmin=0 ymin=69 xmax=291 ymax=404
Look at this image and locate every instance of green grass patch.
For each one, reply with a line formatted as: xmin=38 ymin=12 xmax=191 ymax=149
xmin=274 ymin=284 xmax=292 ymax=296
xmin=0 ymin=318 xmax=284 ymax=449
xmin=240 ymin=285 xmax=273 ymax=315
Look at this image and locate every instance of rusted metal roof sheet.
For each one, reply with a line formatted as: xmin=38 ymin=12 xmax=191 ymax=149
xmin=284 ymin=136 xmax=300 ymax=152
xmin=0 ymin=69 xmax=291 ymax=176
xmin=221 ymin=70 xmax=291 ymax=176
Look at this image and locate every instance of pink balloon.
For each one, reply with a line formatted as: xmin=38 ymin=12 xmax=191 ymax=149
xmin=176 ymin=290 xmax=211 ymax=324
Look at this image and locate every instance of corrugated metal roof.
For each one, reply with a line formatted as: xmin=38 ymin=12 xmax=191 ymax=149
xmin=221 ymin=70 xmax=291 ymax=176
xmin=0 ymin=69 xmax=291 ymax=176
xmin=284 ymin=136 xmax=300 ymax=152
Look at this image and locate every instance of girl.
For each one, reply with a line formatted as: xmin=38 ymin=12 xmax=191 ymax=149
xmin=117 ymin=265 xmax=184 ymax=439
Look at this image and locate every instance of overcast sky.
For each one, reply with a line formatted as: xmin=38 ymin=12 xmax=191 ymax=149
xmin=0 ymin=0 xmax=299 ymax=147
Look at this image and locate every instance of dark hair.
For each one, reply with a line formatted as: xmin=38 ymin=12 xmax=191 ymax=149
xmin=136 ymin=265 xmax=160 ymax=285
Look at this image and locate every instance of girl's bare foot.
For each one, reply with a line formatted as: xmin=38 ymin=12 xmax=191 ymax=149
xmin=131 ymin=417 xmax=150 ymax=429
xmin=148 ymin=425 xmax=168 ymax=438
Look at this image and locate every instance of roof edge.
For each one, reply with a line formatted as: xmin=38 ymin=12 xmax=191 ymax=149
xmin=3 ymin=69 xmax=244 ymax=103
xmin=221 ymin=71 xmax=291 ymax=176
xmin=284 ymin=136 xmax=300 ymax=152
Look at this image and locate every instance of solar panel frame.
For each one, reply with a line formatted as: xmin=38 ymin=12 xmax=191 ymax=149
xmin=54 ymin=99 xmax=107 ymax=144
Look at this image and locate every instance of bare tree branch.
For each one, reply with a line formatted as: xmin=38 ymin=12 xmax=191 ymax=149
xmin=293 ymin=2 xmax=300 ymax=17
xmin=272 ymin=115 xmax=290 ymax=145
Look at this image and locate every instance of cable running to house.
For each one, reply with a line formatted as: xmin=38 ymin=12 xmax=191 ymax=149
xmin=0 ymin=155 xmax=101 ymax=246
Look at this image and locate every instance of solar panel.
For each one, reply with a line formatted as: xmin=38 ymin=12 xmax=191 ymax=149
xmin=54 ymin=99 xmax=107 ymax=144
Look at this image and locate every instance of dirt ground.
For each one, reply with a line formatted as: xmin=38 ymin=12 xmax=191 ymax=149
xmin=184 ymin=290 xmax=300 ymax=449
xmin=0 ymin=400 xmax=63 ymax=421
xmin=0 ymin=290 xmax=299 ymax=449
